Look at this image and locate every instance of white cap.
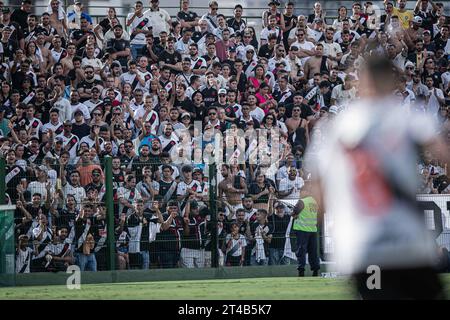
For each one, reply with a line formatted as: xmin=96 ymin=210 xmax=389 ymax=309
xmin=245 ymin=45 xmax=256 ymax=52
xmin=413 ymin=16 xmax=423 ymax=24
xmin=329 ymin=105 xmax=339 ymax=114
xmin=218 ymin=88 xmax=227 ymax=95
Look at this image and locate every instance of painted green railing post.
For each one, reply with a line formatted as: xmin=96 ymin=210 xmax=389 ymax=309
xmin=105 ymin=157 xmax=116 ymax=271
xmin=209 ymin=163 xmax=218 ymax=268
xmin=0 ymin=157 xmax=5 ymax=205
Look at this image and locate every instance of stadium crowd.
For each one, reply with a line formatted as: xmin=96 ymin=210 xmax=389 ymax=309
xmin=3 ymin=0 xmax=450 ymax=273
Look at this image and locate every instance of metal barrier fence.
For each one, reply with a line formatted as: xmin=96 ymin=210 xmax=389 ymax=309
xmin=2 ymin=154 xmax=450 ymax=284
xmin=2 ymin=158 xmax=311 ymax=274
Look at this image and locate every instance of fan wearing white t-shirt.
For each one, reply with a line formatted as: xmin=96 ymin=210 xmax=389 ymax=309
xmin=278 ymin=167 xmax=304 ymax=205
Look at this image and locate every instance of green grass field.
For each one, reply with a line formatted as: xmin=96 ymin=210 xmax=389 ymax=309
xmin=1 ymin=275 xmax=450 ymax=300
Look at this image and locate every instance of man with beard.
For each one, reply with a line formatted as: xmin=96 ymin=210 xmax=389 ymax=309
xmin=105 ymin=24 xmax=131 ymax=70
xmin=77 ymin=65 xmax=103 ymax=103
xmin=159 ymin=36 xmax=183 ymax=73
xmin=68 ymin=90 xmax=90 ymax=122
xmin=158 ymin=123 xmax=179 ymax=154
xmin=218 ymin=164 xmax=247 ymax=212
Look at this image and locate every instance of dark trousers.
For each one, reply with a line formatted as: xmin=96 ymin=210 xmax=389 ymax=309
xmin=295 ymin=230 xmax=320 ymax=272
xmin=159 ymin=251 xmax=179 ymax=268
xmin=354 ymin=267 xmax=445 ymax=300
xmin=226 ymin=255 xmax=242 ymax=267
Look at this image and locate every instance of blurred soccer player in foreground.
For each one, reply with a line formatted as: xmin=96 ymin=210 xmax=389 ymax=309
xmin=304 ymin=57 xmax=450 ymax=299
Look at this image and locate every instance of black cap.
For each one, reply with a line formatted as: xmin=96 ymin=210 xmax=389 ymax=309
xmin=113 ymin=24 xmax=123 ymax=30
xmin=2 ymin=8 xmax=10 ymax=14
xmin=103 ymin=97 xmax=112 ymax=105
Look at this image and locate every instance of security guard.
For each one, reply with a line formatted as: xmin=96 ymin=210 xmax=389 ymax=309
xmin=292 ymin=183 xmax=320 ymax=277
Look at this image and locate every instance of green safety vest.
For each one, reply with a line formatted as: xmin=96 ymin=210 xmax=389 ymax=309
xmin=293 ymin=196 xmax=318 ymax=232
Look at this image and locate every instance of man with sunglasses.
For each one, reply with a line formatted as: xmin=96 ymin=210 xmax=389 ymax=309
xmin=77 ymin=65 xmax=104 ymax=102
xmin=268 ymin=44 xmax=290 ymax=72
xmin=201 ymin=1 xmax=220 ymax=33
xmin=84 ymin=168 xmax=104 ymax=195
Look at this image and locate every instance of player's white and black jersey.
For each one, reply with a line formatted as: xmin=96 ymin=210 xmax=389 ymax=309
xmin=126 ymin=213 xmax=161 ymax=253
xmin=190 ymin=56 xmax=207 ymax=71
xmin=176 ymin=179 xmax=203 ymax=197
xmin=158 ymin=133 xmax=179 ymax=153
xmin=117 ymin=186 xmax=142 ymax=216
xmin=84 ymin=99 xmax=104 ymax=114
xmin=16 ymin=247 xmax=34 ymax=273
xmin=42 ymin=121 xmax=64 ymax=135
xmin=56 ymin=133 xmax=79 ymax=159
xmin=25 ymin=118 xmax=43 ymax=138
xmin=181 ymin=215 xmax=206 ymax=250
xmin=79 ymin=135 xmax=105 ymax=151
xmin=63 ymin=183 xmax=86 ymax=210
xmin=133 ymin=108 xmax=159 ymax=135
xmin=136 ymin=69 xmax=152 ymax=92
xmin=225 ymin=233 xmax=247 ymax=257
xmin=50 ymin=48 xmax=67 ymax=63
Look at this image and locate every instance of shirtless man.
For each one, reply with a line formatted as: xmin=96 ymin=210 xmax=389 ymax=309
xmin=303 ymin=43 xmax=332 ymax=80
xmin=36 ymin=33 xmax=54 ymax=73
xmin=285 ymin=105 xmax=309 ymax=138
xmin=61 ymin=42 xmax=76 ymax=76
xmin=218 ymin=164 xmax=247 ymax=212
xmin=48 ymin=0 xmax=68 ymax=39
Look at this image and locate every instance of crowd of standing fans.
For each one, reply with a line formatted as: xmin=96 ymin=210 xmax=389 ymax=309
xmin=3 ymin=0 xmax=450 ymax=273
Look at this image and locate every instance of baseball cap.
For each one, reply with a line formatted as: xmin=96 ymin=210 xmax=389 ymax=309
xmin=229 ymin=46 xmax=236 ymax=52
xmin=103 ymin=97 xmax=112 ymax=105
xmin=218 ymin=88 xmax=227 ymax=95
xmin=413 ymin=16 xmax=423 ymax=24
xmin=193 ymin=167 xmax=202 ymax=173
xmin=405 ymin=61 xmax=415 ymax=68
xmin=63 ymin=120 xmax=72 ymax=126
xmin=55 ymin=136 xmax=64 ymax=143
xmin=37 ymin=165 xmax=48 ymax=175
xmin=275 ymin=202 xmax=285 ymax=209
xmin=2 ymin=26 xmax=11 ymax=32
xmin=423 ymin=29 xmax=431 ymax=35
xmin=181 ymin=112 xmax=191 ymax=118
xmin=329 ymin=105 xmax=339 ymax=114
xmin=74 ymin=109 xmax=83 ymax=116
xmin=2 ymin=8 xmax=10 ymax=14
xmin=314 ymin=17 xmax=323 ymax=23
xmin=92 ymin=168 xmax=101 ymax=175
xmin=113 ymin=24 xmax=123 ymax=30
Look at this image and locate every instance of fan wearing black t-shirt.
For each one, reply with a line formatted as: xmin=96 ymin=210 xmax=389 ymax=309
xmin=159 ymin=36 xmax=183 ymax=74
